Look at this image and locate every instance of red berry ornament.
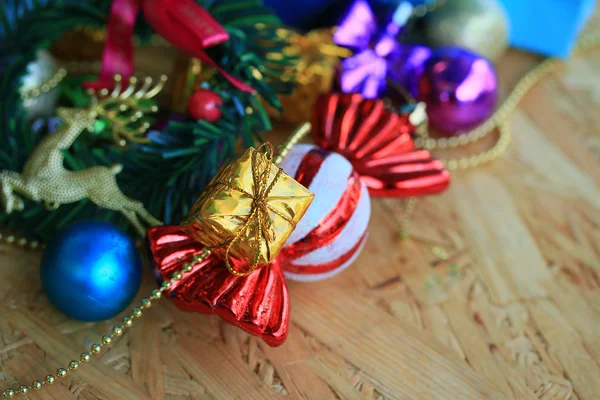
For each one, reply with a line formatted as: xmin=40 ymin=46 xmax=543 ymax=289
xmin=187 ymin=89 xmax=223 ymax=122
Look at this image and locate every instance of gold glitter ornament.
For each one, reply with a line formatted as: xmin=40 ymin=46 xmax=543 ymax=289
xmin=265 ymin=28 xmax=351 ymax=124
xmin=0 ymin=75 xmax=166 ymax=235
xmin=421 ymin=0 xmax=509 ymax=62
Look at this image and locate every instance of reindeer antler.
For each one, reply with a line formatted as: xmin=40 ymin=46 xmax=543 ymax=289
xmin=88 ymin=75 xmax=167 ymax=145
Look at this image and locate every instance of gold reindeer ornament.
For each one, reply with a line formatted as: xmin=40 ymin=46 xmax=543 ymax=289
xmin=0 ymin=75 xmax=167 ymax=235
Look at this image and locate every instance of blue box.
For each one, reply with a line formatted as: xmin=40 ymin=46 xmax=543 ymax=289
xmin=498 ymin=0 xmax=596 ymax=58
xmin=264 ymin=0 xmax=342 ymax=30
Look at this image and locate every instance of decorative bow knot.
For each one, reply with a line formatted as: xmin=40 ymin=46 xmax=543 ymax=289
xmin=334 ymin=0 xmax=417 ymax=98
xmin=208 ymin=143 xmax=296 ymax=277
xmin=86 ymin=0 xmax=254 ymax=93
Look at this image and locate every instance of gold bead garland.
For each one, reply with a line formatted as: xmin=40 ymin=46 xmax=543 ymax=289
xmin=415 ymin=120 xmax=512 ymax=171
xmin=1 ymin=248 xmax=212 ymax=398
xmin=19 ymin=68 xmax=67 ymax=103
xmin=400 ymin=32 xmax=600 ymax=240
xmin=398 ymin=197 xmax=417 ymax=241
xmin=415 ymin=31 xmax=600 ymax=171
xmin=0 ymin=126 xmax=312 ymax=397
xmin=273 ymin=122 xmax=312 ymax=165
xmin=0 ymin=233 xmax=43 ymax=250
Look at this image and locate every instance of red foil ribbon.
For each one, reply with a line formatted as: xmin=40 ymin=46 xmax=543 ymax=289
xmin=312 ymin=93 xmax=450 ymax=198
xmin=86 ymin=0 xmax=254 ymax=93
xmin=147 ymin=225 xmax=289 ymax=347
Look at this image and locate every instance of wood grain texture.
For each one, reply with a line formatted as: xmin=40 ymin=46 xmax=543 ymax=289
xmin=2 ymin=15 xmax=600 ymax=400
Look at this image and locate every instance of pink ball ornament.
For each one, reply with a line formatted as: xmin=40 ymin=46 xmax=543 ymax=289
xmin=415 ymin=47 xmax=498 ymax=135
xmin=278 ymin=144 xmax=371 ymax=282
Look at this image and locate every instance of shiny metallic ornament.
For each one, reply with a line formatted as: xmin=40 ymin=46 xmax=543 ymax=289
xmin=415 ymin=47 xmax=498 ymax=135
xmin=20 ymin=50 xmax=63 ymax=120
xmin=312 ymin=93 xmax=451 ymax=197
xmin=264 ymin=28 xmax=348 ymax=124
xmin=40 ymin=221 xmax=142 ymax=321
xmin=180 ymin=144 xmax=314 ymax=276
xmin=387 ymin=43 xmax=433 ymax=99
xmin=187 ymin=88 xmax=223 ymax=122
xmin=421 ymin=0 xmax=509 ymax=62
xmin=147 ymin=225 xmax=290 ymax=347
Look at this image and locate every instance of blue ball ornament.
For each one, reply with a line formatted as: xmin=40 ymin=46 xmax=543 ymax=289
xmin=41 ymin=221 xmax=142 ymax=321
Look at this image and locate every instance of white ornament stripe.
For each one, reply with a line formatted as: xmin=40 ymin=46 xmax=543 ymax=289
xmin=291 ymin=181 xmax=370 ymax=268
xmin=279 ymin=144 xmax=371 ymax=282
xmin=283 ymin=236 xmax=367 ymax=283
xmin=281 ymin=144 xmax=354 ymax=246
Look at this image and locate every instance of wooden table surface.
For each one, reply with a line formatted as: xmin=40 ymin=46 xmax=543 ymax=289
xmin=2 ymin=13 xmax=600 ymax=400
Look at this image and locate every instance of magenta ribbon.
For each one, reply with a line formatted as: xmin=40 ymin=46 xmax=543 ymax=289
xmin=85 ymin=0 xmax=255 ymax=93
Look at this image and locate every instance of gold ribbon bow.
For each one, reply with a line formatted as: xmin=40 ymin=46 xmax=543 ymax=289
xmin=209 ymin=142 xmax=296 ymax=277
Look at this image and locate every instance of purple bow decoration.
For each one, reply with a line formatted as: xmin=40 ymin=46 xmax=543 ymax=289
xmin=334 ymin=0 xmax=430 ymax=99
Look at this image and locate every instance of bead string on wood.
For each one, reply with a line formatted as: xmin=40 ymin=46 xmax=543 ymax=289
xmin=415 ymin=31 xmax=600 ymax=168
xmin=1 ymin=248 xmax=212 ymax=399
xmin=0 ymin=232 xmax=43 ymax=250
xmin=274 ymin=122 xmax=312 ymax=164
xmin=400 ymin=31 xmax=600 ymax=240
xmin=0 ymin=124 xmax=311 ymax=398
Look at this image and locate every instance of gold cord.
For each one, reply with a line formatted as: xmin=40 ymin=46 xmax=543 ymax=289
xmin=398 ymin=198 xmax=417 ymax=240
xmin=274 ymin=122 xmax=312 ymax=164
xmin=207 ymin=143 xmax=296 ymax=277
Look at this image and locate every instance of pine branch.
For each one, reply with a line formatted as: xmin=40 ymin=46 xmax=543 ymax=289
xmin=0 ymin=0 xmax=299 ymax=239
xmin=0 ymin=0 xmax=106 ymax=65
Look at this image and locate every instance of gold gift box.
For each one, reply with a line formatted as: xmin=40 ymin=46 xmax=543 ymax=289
xmin=181 ymin=145 xmax=314 ymax=272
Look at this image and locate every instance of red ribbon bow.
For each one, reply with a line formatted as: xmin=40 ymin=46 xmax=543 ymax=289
xmin=85 ymin=0 xmax=255 ymax=93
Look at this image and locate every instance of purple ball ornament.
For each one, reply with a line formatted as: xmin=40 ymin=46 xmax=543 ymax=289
xmin=414 ymin=47 xmax=498 ymax=135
